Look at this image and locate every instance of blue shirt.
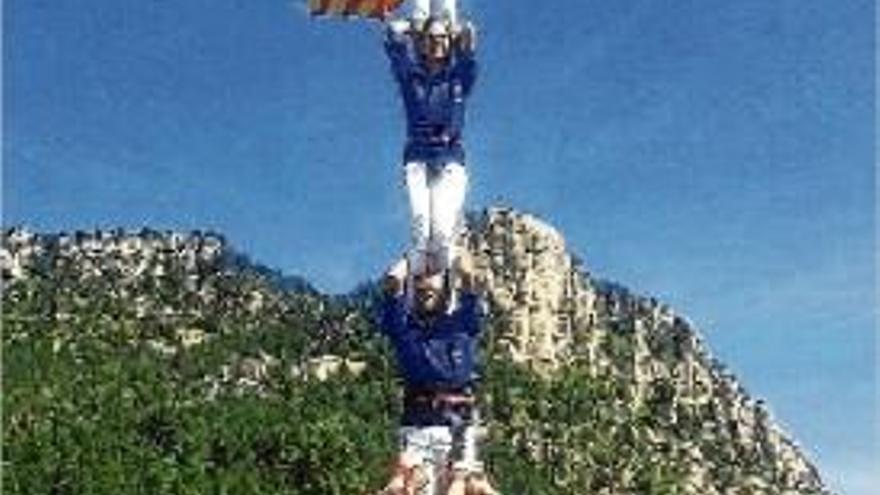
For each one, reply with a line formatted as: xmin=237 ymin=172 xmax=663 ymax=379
xmin=378 ymin=291 xmax=483 ymax=389
xmin=385 ymin=28 xmax=478 ymax=166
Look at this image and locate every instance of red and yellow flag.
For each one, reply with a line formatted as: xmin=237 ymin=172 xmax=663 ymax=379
xmin=308 ymin=0 xmax=405 ymax=19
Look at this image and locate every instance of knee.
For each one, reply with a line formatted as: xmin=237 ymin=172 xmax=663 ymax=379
xmin=445 ymin=473 xmax=468 ymax=495
xmin=405 ymin=162 xmax=427 ymax=181
xmin=444 ymin=162 xmax=468 ymax=184
xmin=464 ymin=473 xmax=497 ymax=495
xmin=381 ymin=474 xmax=406 ymax=495
xmin=411 ymin=216 xmax=430 ymax=238
xmin=386 ymin=454 xmax=427 ymax=495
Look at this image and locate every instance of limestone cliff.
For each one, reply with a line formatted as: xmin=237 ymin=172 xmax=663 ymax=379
xmin=467 ymin=207 xmax=828 ymax=494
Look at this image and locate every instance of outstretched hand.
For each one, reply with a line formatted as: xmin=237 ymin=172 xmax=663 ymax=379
xmin=454 ymin=251 xmax=480 ymax=293
xmin=383 ymin=257 xmax=408 ymax=296
xmin=455 ymin=21 xmax=477 ymax=54
xmin=387 ymin=18 xmax=411 ymax=36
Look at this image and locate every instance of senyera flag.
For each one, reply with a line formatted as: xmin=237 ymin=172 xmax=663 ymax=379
xmin=308 ymin=0 xmax=405 ymax=19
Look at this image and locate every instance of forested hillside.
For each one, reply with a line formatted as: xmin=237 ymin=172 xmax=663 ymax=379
xmin=1 ymin=210 xmax=829 ymax=494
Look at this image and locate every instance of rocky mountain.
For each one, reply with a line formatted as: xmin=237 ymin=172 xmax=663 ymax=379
xmin=1 ymin=210 xmax=830 ymax=494
xmin=467 ymin=208 xmax=827 ymax=494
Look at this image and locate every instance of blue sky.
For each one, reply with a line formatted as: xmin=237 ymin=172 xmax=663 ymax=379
xmin=3 ymin=0 xmax=875 ymax=492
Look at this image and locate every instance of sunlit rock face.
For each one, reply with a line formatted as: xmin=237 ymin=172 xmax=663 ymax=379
xmin=467 ymin=208 xmax=829 ymax=494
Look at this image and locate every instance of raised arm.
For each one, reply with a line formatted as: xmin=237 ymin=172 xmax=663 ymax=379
xmin=378 ymin=257 xmax=409 ymax=337
xmin=384 ymin=19 xmax=415 ymax=83
xmin=454 ymin=251 xmax=485 ymax=336
xmin=452 ymin=20 xmax=478 ymax=96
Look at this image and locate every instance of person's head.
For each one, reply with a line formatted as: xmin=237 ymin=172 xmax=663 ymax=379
xmin=418 ymin=17 xmax=453 ymax=66
xmin=413 ymin=269 xmax=449 ymax=316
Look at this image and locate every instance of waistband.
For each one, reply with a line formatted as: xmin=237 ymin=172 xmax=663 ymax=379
xmin=405 ymin=390 xmax=475 ymax=407
xmin=404 ymin=140 xmax=466 ymax=167
xmin=402 ymin=386 xmax=476 ymax=427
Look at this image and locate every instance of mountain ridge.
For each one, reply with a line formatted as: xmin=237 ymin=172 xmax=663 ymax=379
xmin=1 ymin=208 xmax=831 ymax=494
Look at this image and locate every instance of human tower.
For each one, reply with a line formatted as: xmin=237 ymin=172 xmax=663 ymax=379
xmin=309 ymin=1 xmax=497 ymax=494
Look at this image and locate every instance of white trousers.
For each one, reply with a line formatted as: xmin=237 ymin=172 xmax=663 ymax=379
xmin=412 ymin=0 xmax=457 ymax=22
xmin=405 ymin=161 xmax=468 ymax=277
xmin=398 ymin=425 xmax=480 ymax=495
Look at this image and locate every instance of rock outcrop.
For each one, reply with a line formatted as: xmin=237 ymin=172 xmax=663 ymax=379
xmin=0 ymin=227 xmax=295 ymax=326
xmin=467 ymin=207 xmax=828 ymax=494
xmin=1 ymin=227 xmax=224 ymax=283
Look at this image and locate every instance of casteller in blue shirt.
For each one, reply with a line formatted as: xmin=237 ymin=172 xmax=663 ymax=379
xmin=380 ymin=289 xmax=482 ymax=389
xmin=385 ymin=18 xmax=478 ymax=167
xmin=377 ymin=259 xmax=484 ymax=392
